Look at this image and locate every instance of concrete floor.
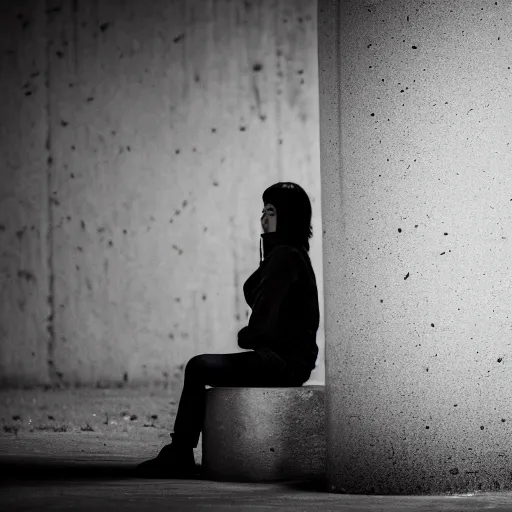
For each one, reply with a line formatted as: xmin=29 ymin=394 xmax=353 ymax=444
xmin=1 ymin=388 xmax=511 ymax=511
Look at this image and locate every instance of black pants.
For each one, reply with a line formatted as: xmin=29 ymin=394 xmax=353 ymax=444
xmin=172 ymin=350 xmax=311 ymax=448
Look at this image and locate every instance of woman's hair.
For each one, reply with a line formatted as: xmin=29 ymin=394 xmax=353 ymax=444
xmin=262 ymin=182 xmax=313 ymax=252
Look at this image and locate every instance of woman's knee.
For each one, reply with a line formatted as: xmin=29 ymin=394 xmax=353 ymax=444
xmin=185 ymin=354 xmax=210 ymax=374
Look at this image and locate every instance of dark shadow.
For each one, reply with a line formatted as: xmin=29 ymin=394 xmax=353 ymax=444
xmin=0 ymin=459 xmax=203 ymax=482
xmin=198 ymin=474 xmax=329 ymax=492
xmin=1 ymin=459 xmax=327 ymax=490
xmin=279 ymin=477 xmax=329 ymax=492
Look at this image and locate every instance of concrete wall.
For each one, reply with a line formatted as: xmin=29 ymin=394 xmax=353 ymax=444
xmin=0 ymin=0 xmax=324 ymax=391
xmin=319 ymin=0 xmax=511 ymax=495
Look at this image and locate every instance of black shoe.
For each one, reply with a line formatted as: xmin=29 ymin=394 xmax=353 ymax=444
xmin=135 ymin=443 xmax=199 ymax=479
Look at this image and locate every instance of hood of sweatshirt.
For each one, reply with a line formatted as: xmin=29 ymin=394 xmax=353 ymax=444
xmin=259 ymin=231 xmax=306 ymax=264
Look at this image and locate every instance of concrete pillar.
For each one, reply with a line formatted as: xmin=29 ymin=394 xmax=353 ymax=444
xmin=318 ymin=0 xmax=511 ymax=495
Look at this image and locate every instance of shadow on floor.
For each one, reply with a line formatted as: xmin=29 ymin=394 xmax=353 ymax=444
xmin=0 ymin=459 xmax=149 ymax=481
xmin=0 ymin=459 xmax=328 ymax=492
xmin=282 ymin=478 xmax=329 ymax=492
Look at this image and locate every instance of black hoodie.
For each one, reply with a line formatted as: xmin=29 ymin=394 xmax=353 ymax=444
xmin=237 ymin=231 xmax=320 ymax=375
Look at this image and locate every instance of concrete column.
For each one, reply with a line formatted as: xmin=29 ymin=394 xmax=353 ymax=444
xmin=318 ymin=0 xmax=511 ymax=495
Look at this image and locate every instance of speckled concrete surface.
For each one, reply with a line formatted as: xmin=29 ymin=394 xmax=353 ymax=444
xmin=2 ymin=389 xmax=512 ymax=511
xmin=3 ymin=478 xmax=512 ymax=512
xmin=0 ymin=387 xmax=195 ymax=464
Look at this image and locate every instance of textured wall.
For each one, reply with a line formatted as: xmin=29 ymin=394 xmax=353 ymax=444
xmin=0 ymin=3 xmax=51 ymax=386
xmin=0 ymin=0 xmax=324 ymax=390
xmin=319 ymin=0 xmax=511 ymax=496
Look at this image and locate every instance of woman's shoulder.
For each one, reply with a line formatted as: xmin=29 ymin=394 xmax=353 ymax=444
xmin=271 ymin=244 xmax=301 ymax=258
xmin=269 ymin=244 xmax=308 ymax=270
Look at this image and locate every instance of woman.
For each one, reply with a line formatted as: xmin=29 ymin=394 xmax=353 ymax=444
xmin=136 ymin=182 xmax=320 ymax=478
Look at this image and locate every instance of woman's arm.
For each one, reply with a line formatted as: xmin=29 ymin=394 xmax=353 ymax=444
xmin=237 ymin=245 xmax=298 ymax=350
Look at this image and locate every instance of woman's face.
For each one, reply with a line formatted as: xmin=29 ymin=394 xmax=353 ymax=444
xmin=261 ymin=203 xmax=277 ymax=233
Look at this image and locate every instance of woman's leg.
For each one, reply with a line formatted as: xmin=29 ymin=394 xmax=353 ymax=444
xmin=171 ymin=350 xmax=303 ymax=448
xmin=135 ymin=350 xmax=309 ymax=476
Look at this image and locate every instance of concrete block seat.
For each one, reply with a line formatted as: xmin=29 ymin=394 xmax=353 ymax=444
xmin=201 ymin=385 xmax=325 ymax=482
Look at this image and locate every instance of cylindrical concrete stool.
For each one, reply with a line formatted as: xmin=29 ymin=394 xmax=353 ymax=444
xmin=201 ymin=385 xmax=325 ymax=483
